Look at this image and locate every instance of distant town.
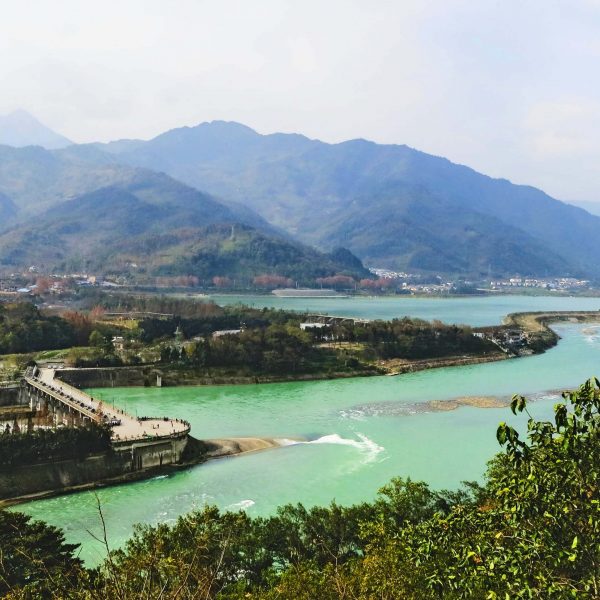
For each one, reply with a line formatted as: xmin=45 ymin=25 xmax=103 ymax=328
xmin=0 ymin=265 xmax=596 ymax=301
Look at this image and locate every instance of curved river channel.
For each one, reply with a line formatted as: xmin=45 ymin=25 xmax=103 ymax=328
xmin=15 ymin=294 xmax=600 ymax=564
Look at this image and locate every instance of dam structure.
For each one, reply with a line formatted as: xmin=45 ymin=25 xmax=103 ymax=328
xmin=21 ymin=365 xmax=191 ymax=466
xmin=0 ymin=366 xmax=192 ymax=502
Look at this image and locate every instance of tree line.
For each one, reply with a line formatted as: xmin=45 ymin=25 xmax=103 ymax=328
xmin=0 ymin=302 xmax=76 ymax=354
xmin=161 ymin=324 xmax=349 ymax=375
xmin=312 ymin=318 xmax=497 ymax=360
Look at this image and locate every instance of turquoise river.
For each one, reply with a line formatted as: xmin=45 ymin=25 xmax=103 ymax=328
xmin=14 ymin=294 xmax=600 ymax=564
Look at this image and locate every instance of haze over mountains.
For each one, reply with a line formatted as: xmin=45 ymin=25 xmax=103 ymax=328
xmin=1 ymin=112 xmax=600 ymax=280
xmin=103 ymin=121 xmax=600 ymax=278
xmin=0 ymin=143 xmax=362 ymax=282
xmin=0 ymin=110 xmax=72 ymax=150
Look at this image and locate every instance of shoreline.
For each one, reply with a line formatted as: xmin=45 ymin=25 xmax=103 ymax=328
xmin=47 ymin=310 xmax=600 ymax=390
xmin=3 ymin=311 xmax=599 ymax=394
xmin=1 ymin=436 xmax=285 ymax=508
xmin=3 ymin=310 xmax=600 ymax=507
xmin=377 ymin=351 xmax=509 ymax=376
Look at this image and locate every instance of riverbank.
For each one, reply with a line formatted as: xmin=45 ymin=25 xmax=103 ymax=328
xmin=376 ymin=351 xmax=509 ymax=375
xmin=504 ymin=310 xmax=600 ymax=352
xmin=202 ymin=437 xmax=286 ymax=458
xmin=54 ymin=365 xmax=382 ymax=389
xmin=1 ymin=435 xmax=284 ymax=507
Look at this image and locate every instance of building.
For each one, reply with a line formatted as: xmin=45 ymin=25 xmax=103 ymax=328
xmin=212 ymin=329 xmax=242 ymax=338
xmin=112 ymin=336 xmax=125 ymax=352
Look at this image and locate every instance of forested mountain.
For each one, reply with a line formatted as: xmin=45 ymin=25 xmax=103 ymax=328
xmin=105 ymin=120 xmax=600 ymax=277
xmin=0 ymin=110 xmax=72 ymax=149
xmin=0 ymin=192 xmax=16 ymax=222
xmin=2 ymin=116 xmax=597 ymax=279
xmin=0 ymin=143 xmax=130 ymax=222
xmin=0 ymin=182 xmax=367 ymax=282
xmin=0 ymin=141 xmax=365 ymax=281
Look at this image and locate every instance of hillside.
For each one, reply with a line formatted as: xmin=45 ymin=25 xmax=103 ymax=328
xmin=0 ymin=192 xmax=16 ymax=223
xmin=0 ymin=110 xmax=72 ymax=149
xmin=107 ymin=121 xmax=600 ymax=278
xmin=0 ymin=143 xmax=274 ymax=233
xmin=0 ymin=143 xmax=131 ymax=223
xmin=0 ymin=184 xmax=367 ymax=283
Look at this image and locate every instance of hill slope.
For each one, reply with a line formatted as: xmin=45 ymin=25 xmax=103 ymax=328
xmin=0 ymin=183 xmax=367 ymax=283
xmin=0 ymin=110 xmax=72 ymax=149
xmin=0 ymin=143 xmax=271 ymax=233
xmin=107 ymin=121 xmax=600 ymax=277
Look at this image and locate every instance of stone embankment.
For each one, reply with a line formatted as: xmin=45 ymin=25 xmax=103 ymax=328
xmin=0 ymin=435 xmax=281 ymax=506
xmin=55 ymin=365 xmax=380 ymax=389
xmin=377 ymin=352 xmax=509 ymax=376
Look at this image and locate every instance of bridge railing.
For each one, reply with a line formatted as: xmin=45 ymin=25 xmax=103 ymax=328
xmin=111 ymin=421 xmax=191 ymax=445
xmin=23 ymin=374 xmax=101 ymax=423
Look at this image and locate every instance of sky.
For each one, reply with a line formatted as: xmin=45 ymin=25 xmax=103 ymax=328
xmin=1 ymin=0 xmax=599 ymax=203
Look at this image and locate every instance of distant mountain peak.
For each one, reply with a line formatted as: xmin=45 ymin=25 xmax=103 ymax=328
xmin=201 ymin=120 xmax=257 ymax=131
xmin=0 ymin=109 xmax=72 ymax=149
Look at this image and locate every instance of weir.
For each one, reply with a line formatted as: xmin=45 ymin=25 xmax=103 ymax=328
xmin=0 ymin=367 xmax=194 ymax=502
xmin=17 ymin=365 xmax=192 ymax=468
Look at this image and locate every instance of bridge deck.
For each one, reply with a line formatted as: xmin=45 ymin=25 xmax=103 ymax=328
xmin=25 ymin=368 xmax=189 ymax=443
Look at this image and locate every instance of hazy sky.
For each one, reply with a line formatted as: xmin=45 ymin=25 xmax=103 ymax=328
xmin=1 ymin=0 xmax=599 ymax=203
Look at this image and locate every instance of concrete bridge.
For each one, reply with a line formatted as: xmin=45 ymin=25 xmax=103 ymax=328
xmin=20 ymin=367 xmax=190 ymax=445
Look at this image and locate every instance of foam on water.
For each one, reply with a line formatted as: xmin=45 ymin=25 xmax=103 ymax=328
xmin=338 ymin=408 xmax=367 ymax=421
xmin=277 ymin=433 xmax=385 ymax=464
xmin=227 ymin=499 xmax=255 ymax=511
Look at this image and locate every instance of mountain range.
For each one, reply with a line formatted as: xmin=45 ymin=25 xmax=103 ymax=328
xmin=103 ymin=121 xmax=600 ymax=278
xmin=0 ymin=112 xmax=599 ymax=280
xmin=0 ymin=142 xmax=365 ymax=282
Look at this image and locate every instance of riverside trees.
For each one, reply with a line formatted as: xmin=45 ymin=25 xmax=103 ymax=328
xmin=0 ymin=511 xmax=82 ymax=598
xmin=0 ymin=425 xmax=111 ymax=468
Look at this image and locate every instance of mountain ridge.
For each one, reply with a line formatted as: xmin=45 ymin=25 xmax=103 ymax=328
xmin=0 ymin=185 xmax=368 ymax=283
xmin=105 ymin=120 xmax=600 ymax=278
xmin=0 ymin=143 xmax=366 ymax=282
xmin=0 ymin=110 xmax=72 ymax=149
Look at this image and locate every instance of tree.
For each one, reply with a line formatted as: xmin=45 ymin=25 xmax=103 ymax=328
xmin=253 ymin=274 xmax=293 ymax=289
xmin=361 ymin=378 xmax=600 ymax=598
xmin=88 ymin=330 xmax=105 ymax=347
xmin=89 ymin=305 xmax=106 ymax=321
xmin=62 ymin=311 xmax=93 ymax=346
xmin=0 ymin=510 xmax=82 ymax=597
xmin=212 ymin=276 xmax=232 ymax=289
xmin=315 ymin=275 xmax=356 ymax=290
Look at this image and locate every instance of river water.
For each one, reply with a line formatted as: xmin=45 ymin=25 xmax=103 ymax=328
xmin=14 ymin=295 xmax=600 ymax=564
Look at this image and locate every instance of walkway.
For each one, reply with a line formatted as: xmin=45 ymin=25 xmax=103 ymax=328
xmin=26 ymin=368 xmax=189 ymax=442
